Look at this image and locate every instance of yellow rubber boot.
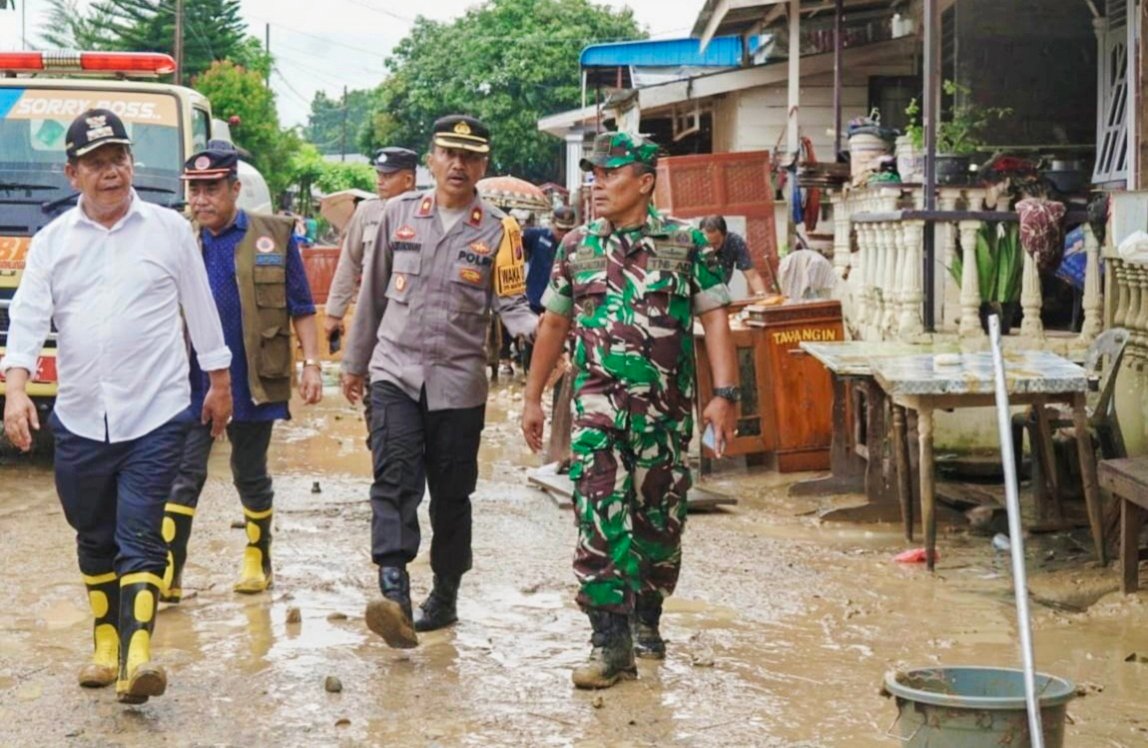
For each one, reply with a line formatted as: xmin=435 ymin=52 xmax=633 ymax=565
xmin=160 ymin=503 xmax=196 ymax=603
xmin=234 ymin=507 xmax=273 ymax=594
xmin=116 ymin=572 xmax=167 ymax=704
xmin=78 ymin=572 xmax=119 ymax=688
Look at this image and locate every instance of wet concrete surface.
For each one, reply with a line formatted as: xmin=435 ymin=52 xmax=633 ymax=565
xmin=3 ymin=378 xmax=1148 ymax=746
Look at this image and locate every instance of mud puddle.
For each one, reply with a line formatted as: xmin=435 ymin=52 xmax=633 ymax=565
xmin=2 ymin=383 xmax=1148 ymax=745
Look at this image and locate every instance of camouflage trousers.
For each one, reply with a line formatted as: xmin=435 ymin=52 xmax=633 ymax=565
xmin=569 ymin=422 xmax=691 ymax=614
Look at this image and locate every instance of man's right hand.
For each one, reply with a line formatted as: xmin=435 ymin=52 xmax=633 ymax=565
xmin=341 ymin=372 xmax=364 ymax=405
xmin=323 ymin=315 xmax=344 ymax=337
xmin=521 ymin=400 xmax=545 ymax=453
xmin=3 ymin=385 xmax=39 ymax=452
xmin=202 ymin=382 xmax=233 ymax=438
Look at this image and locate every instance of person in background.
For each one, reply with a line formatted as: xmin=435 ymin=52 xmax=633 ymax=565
xmin=341 ymin=115 xmax=536 ymax=649
xmin=1 ymin=109 xmax=232 ymax=704
xmin=323 ymin=147 xmax=420 ymax=352
xmin=700 ymin=215 xmax=770 ymax=296
xmin=522 ymin=131 xmax=738 ymax=690
xmin=159 ymin=142 xmax=323 ymax=606
xmin=523 ymin=206 xmax=577 ymax=314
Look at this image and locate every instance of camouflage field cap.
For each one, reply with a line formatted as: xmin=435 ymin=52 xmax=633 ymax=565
xmin=579 ymin=131 xmax=659 ymax=171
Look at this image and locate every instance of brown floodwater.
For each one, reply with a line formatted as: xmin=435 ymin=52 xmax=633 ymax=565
xmin=2 ymin=378 xmax=1148 ymax=746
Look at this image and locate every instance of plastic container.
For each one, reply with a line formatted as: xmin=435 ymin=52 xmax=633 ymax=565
xmin=848 ymin=133 xmax=892 ymax=180
xmin=884 ymin=667 xmax=1075 ymax=747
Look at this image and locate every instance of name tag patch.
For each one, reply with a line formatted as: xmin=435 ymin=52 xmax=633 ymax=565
xmin=392 ymin=241 xmax=422 ymax=253
xmin=647 ymin=258 xmax=690 ymax=273
xmin=457 ymin=249 xmax=493 ymax=267
xmin=571 ymin=257 xmax=607 ymax=274
xmin=459 ymin=267 xmax=484 ymax=285
xmin=254 ymin=253 xmax=285 ymax=266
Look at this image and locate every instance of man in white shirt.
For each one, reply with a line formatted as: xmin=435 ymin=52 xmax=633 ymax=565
xmin=0 ymin=109 xmax=232 ymax=705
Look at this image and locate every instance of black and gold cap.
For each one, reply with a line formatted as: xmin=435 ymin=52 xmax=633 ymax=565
xmin=432 ymin=114 xmax=490 ymax=154
xmin=65 ymin=108 xmax=132 ymax=159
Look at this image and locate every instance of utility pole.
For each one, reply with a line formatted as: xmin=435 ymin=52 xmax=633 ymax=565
xmin=174 ymin=0 xmax=184 ymax=85
xmin=341 ymin=85 xmax=348 ymax=162
xmin=265 ymin=24 xmax=271 ymax=89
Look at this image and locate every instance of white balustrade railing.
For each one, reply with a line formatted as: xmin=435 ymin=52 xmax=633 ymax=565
xmin=831 ymin=184 xmax=1104 ymax=347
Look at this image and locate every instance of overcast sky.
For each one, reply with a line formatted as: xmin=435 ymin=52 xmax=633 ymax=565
xmin=0 ymin=0 xmax=705 ymax=127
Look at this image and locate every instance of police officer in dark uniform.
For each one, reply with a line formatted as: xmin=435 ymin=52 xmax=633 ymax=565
xmin=341 ymin=115 xmax=536 ymax=649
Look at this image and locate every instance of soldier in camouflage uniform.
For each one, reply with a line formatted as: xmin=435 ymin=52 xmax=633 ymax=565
xmin=522 ymin=132 xmax=740 ymax=689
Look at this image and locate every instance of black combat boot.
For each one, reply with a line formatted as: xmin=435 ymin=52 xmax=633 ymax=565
xmin=571 ymin=610 xmax=637 ymax=689
xmin=365 ymin=566 xmax=418 ymax=649
xmin=414 ymin=574 xmax=460 ymax=632
xmin=633 ymin=594 xmax=666 ymax=659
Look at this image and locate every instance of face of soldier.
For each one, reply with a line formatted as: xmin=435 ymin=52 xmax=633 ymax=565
xmin=376 ymin=168 xmax=416 ymax=200
xmin=429 ymin=145 xmax=487 ymax=207
xmin=188 ymin=178 xmax=242 ymax=234
xmin=590 ymin=164 xmax=654 ymax=227
xmin=66 ymin=144 xmax=134 ymax=221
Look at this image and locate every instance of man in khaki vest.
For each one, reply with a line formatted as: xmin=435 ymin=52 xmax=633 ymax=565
xmin=160 ymin=142 xmax=324 ymax=603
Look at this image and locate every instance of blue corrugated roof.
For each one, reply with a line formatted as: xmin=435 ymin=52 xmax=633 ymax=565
xmin=580 ymin=36 xmax=748 ymax=68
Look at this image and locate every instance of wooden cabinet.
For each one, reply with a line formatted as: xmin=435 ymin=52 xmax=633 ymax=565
xmin=696 ymin=300 xmax=844 ymax=472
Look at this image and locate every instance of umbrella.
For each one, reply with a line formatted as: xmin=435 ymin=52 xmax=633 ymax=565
xmin=476 ymin=175 xmax=550 ymax=213
xmin=318 ymin=188 xmax=376 ymax=234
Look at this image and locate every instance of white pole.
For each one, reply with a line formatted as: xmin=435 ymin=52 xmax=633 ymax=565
xmin=988 ymin=314 xmax=1045 ymax=748
xmin=787 ymin=0 xmax=800 ymax=159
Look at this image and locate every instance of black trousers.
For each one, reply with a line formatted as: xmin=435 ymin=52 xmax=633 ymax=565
xmin=169 ymin=420 xmax=275 ymax=513
xmin=369 ymin=381 xmax=484 ymax=578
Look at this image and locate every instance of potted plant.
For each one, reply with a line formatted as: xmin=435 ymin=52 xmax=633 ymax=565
xmin=904 ymin=80 xmax=1012 ymax=185
xmin=948 ymin=221 xmax=1023 ymax=334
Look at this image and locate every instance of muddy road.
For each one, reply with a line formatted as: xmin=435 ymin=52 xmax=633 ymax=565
xmin=2 ymin=379 xmax=1148 ymax=747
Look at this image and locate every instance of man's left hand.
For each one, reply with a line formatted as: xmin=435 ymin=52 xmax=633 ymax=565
xmin=701 ymin=396 xmax=736 ymax=458
xmin=300 ymin=365 xmax=324 ymax=404
xmin=202 ymin=383 xmax=233 ymax=438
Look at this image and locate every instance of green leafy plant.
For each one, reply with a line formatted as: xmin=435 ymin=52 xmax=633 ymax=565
xmin=948 ymin=222 xmax=1023 ymax=303
xmin=904 ymin=80 xmax=1012 ymax=154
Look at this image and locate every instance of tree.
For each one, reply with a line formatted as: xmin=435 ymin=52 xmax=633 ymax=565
xmin=193 ymin=60 xmax=293 ymax=196
xmin=363 ymin=0 xmax=644 ymax=183
xmin=38 ymin=0 xmax=109 ymax=50
xmin=39 ymin=0 xmax=257 ymax=83
xmin=304 ymin=89 xmax=375 ymax=156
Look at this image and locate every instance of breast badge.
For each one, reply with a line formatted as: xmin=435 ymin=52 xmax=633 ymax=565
xmin=395 ymin=274 xmax=407 ymax=292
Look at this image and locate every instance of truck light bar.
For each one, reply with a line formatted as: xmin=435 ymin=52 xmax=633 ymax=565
xmin=0 ymin=51 xmax=176 ymax=77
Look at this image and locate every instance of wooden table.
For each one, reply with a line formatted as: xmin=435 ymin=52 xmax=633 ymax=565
xmin=795 ymin=341 xmax=958 ymax=531
xmin=1097 ymin=458 xmax=1148 ymax=593
xmin=872 ymin=351 xmax=1106 ymax=571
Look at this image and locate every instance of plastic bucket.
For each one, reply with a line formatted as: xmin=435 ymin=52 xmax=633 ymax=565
xmin=848 ymin=133 xmax=891 ymax=179
xmin=884 ymin=667 xmax=1075 ymax=747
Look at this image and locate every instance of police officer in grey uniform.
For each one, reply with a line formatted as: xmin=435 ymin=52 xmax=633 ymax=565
xmin=341 ymin=115 xmax=536 ymax=649
xmin=323 ymin=146 xmax=420 ymax=345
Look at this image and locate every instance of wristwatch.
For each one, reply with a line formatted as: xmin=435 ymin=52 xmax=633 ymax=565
xmin=713 ymin=385 xmax=741 ymax=403
xmin=302 ymin=358 xmax=321 ymax=369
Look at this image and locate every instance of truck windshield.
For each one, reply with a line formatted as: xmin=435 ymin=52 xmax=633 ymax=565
xmin=0 ymin=85 xmax=181 ymax=190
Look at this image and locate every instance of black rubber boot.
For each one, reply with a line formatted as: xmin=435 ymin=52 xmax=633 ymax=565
xmin=365 ymin=566 xmax=418 ymax=649
xmin=633 ymin=594 xmax=666 ymax=660
xmin=414 ymin=574 xmax=460 ymax=632
xmin=160 ymin=503 xmax=195 ymax=603
xmin=116 ymin=572 xmax=167 ymax=705
xmin=571 ymin=610 xmax=637 ymax=689
xmin=78 ymin=572 xmax=119 ymax=688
